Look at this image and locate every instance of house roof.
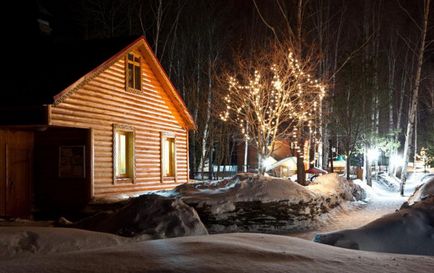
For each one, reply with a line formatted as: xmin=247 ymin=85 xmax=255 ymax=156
xmin=3 ymin=36 xmax=195 ymax=130
xmin=268 ymin=157 xmax=298 ymax=171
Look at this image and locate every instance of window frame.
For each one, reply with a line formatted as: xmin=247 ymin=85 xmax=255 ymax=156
xmin=113 ymin=124 xmax=135 ymax=184
xmin=160 ymin=132 xmax=177 ymax=182
xmin=125 ymin=52 xmax=142 ymax=92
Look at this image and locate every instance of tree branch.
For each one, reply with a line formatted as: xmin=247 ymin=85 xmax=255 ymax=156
xmin=327 ymin=32 xmax=375 ymax=81
xmin=252 ymin=0 xmax=281 ymax=43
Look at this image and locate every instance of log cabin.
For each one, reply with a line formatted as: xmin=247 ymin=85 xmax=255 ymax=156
xmin=0 ymin=36 xmax=195 ymax=218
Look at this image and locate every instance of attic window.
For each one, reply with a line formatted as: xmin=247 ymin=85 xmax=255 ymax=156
xmin=126 ymin=52 xmax=141 ymax=91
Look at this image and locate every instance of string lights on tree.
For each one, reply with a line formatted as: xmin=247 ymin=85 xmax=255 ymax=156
xmin=219 ymin=46 xmax=326 ymax=173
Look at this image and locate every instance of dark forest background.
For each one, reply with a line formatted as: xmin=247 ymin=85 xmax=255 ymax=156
xmin=9 ymin=0 xmax=434 ymax=178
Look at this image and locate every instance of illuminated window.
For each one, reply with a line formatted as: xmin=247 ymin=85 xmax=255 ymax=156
xmin=126 ymin=52 xmax=141 ymax=91
xmin=162 ymin=135 xmax=176 ymax=177
xmin=113 ymin=125 xmax=134 ymax=182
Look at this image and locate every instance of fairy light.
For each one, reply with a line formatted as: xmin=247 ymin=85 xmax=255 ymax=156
xmin=219 ymin=49 xmax=327 ymax=159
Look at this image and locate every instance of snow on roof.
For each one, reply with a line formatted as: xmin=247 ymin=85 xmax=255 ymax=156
xmin=268 ymin=156 xmax=297 ymax=171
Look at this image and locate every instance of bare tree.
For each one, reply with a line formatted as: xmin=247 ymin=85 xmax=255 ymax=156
xmin=332 ymin=56 xmax=364 ymax=180
xmin=219 ymin=42 xmax=325 ymax=177
xmin=252 ymin=0 xmax=316 ymax=184
xmin=400 ymin=0 xmax=431 ymax=195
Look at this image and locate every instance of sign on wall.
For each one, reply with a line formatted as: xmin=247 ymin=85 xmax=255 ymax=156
xmin=58 ymin=145 xmax=86 ymax=178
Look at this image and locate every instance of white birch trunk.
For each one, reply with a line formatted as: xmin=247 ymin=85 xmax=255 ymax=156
xmin=401 ymin=0 xmax=430 ymax=195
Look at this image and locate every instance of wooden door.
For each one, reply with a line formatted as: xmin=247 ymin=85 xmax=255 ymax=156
xmin=5 ymin=145 xmax=32 ymax=217
xmin=0 ymin=130 xmax=33 ymax=218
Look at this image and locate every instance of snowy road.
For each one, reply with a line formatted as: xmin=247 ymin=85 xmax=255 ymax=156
xmin=289 ymin=173 xmax=431 ymax=240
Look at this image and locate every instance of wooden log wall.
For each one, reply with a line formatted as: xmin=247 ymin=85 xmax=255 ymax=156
xmin=50 ymin=50 xmax=189 ymax=197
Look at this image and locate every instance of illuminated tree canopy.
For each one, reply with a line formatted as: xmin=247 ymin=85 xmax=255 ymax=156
xmin=219 ymin=43 xmax=326 ymax=172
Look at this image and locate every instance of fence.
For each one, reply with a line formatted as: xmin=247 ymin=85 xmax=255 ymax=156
xmin=192 ymin=165 xmax=259 ymax=180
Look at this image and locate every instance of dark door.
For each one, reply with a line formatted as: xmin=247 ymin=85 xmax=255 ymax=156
xmin=34 ymin=127 xmax=91 ymax=215
xmin=0 ymin=130 xmax=33 ymax=218
xmin=5 ymin=145 xmax=32 ymax=217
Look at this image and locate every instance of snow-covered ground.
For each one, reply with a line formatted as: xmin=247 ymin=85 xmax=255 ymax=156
xmin=0 ymin=227 xmax=129 ymax=260
xmin=1 ymin=173 xmax=433 ymax=272
xmin=306 ymin=173 xmax=434 ymax=255
xmin=290 ymin=172 xmax=430 ymax=240
xmin=1 ymin=229 xmax=433 ymax=273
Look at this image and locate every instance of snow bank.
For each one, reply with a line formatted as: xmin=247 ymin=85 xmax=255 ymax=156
xmin=1 ymin=231 xmax=433 ymax=273
xmin=308 ymin=173 xmax=366 ymax=201
xmin=0 ymin=227 xmax=127 ymax=260
xmin=68 ymin=194 xmax=208 ymax=238
xmin=407 ymin=175 xmax=434 ymax=205
xmin=176 ymin=173 xmax=364 ymax=233
xmin=314 ymin=196 xmax=434 ymax=255
xmin=177 ymin=173 xmax=317 ymax=203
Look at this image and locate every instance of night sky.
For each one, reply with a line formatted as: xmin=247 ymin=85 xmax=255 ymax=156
xmin=6 ymin=0 xmax=434 ymax=160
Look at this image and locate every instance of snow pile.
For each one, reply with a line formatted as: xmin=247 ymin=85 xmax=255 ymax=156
xmin=0 ymin=227 xmax=127 ymax=260
xmin=407 ymin=175 xmax=434 ymax=205
xmin=314 ymin=196 xmax=434 ymax=255
xmin=1 ymin=231 xmax=434 ymax=273
xmin=177 ymin=173 xmax=317 ymax=203
xmin=68 ymin=194 xmax=208 ymax=238
xmin=176 ymin=173 xmax=364 ymax=233
xmin=308 ymin=173 xmax=366 ymax=201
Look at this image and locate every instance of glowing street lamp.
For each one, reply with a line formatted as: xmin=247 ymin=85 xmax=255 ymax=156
xmin=390 ymin=154 xmax=404 ymax=168
xmin=367 ymin=148 xmax=380 ymax=162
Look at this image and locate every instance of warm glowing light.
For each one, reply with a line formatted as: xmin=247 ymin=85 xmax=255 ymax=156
xmin=367 ymin=149 xmax=380 ymax=162
xmin=219 ymin=48 xmax=327 ymax=160
xmin=390 ymin=154 xmax=404 ymax=167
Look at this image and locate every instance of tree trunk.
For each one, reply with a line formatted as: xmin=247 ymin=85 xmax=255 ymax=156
xmin=387 ymin=37 xmax=396 ymax=133
xmin=322 ymin=128 xmax=329 ymax=170
xmin=346 ymin=153 xmax=351 ymax=180
xmin=364 ymin=144 xmax=372 ymax=186
xmin=297 ymin=152 xmax=307 ymax=185
xmin=244 ymin=135 xmax=248 ymax=173
xmin=153 ymin=0 xmax=163 ymax=56
xmin=243 ymin=121 xmax=249 ymax=173
xmin=199 ymin=53 xmax=213 ymax=175
xmin=328 ymin=139 xmax=334 ymax=173
xmin=401 ymin=0 xmax=430 ymax=195
xmin=208 ymin=140 xmax=213 ymax=180
xmin=414 ymin=107 xmax=418 ymax=164
xmin=392 ymin=50 xmax=410 ymax=177
xmin=296 ymin=0 xmax=303 ymax=53
xmin=257 ymin=151 xmax=264 ymax=175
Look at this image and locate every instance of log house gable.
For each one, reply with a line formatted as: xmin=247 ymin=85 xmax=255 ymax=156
xmin=52 ymin=36 xmax=195 ymax=130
